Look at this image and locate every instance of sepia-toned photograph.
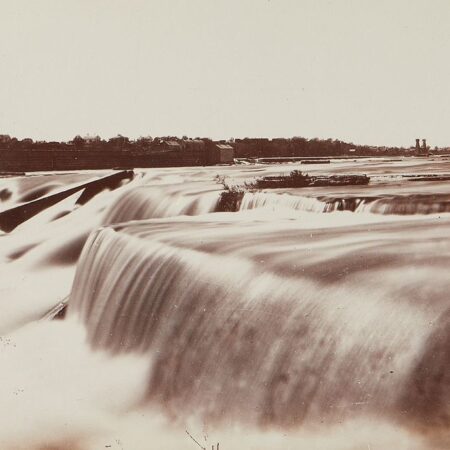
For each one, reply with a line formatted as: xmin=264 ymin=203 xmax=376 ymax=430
xmin=0 ymin=1 xmax=449 ymax=449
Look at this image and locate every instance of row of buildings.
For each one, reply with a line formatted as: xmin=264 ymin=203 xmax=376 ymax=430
xmin=0 ymin=135 xmax=438 ymax=172
xmin=0 ymin=137 xmax=235 ymax=172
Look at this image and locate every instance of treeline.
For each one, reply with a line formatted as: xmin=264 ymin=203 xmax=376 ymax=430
xmin=0 ymin=134 xmax=441 ymax=157
xmin=233 ymin=137 xmax=410 ymax=157
xmin=0 ymin=134 xmax=180 ymax=152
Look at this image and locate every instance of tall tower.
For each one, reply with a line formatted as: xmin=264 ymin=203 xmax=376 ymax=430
xmin=416 ymin=138 xmax=429 ymax=156
xmin=422 ymin=139 xmax=429 ymax=156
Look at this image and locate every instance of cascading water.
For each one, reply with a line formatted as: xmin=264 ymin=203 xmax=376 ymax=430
xmin=239 ymin=191 xmax=328 ymax=213
xmin=238 ymin=191 xmax=450 ymax=215
xmin=2 ymin=158 xmax=450 ymax=450
xmin=103 ymin=183 xmax=222 ymax=225
xmin=68 ymin=215 xmax=450 ymax=433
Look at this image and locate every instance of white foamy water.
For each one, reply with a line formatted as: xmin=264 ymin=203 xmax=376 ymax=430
xmin=0 ymin=158 xmax=449 ymax=449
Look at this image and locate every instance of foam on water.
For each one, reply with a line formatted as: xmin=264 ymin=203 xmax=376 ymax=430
xmin=0 ymin=160 xmax=449 ymax=449
xmin=67 ymin=216 xmax=450 ymax=437
xmin=0 ymin=318 xmax=150 ymax=450
xmin=239 ymin=191 xmax=450 ymax=216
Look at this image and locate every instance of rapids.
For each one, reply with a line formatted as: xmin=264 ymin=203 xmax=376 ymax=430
xmin=0 ymin=157 xmax=449 ymax=449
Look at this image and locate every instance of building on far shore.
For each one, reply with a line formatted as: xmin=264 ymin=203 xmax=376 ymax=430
xmin=210 ymin=143 xmax=235 ymax=164
xmin=158 ymin=140 xmax=182 ymax=152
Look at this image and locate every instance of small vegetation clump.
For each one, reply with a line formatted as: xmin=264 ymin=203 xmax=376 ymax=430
xmin=214 ymin=170 xmax=370 ymax=212
xmin=216 ymin=186 xmax=245 ymax=212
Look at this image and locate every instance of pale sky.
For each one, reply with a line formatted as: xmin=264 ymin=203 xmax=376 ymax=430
xmin=1 ymin=0 xmax=449 ymax=146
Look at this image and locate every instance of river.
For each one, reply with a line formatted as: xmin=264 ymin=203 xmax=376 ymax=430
xmin=0 ymin=157 xmax=448 ymax=449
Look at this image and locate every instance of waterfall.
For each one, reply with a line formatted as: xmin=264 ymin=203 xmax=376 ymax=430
xmin=103 ymin=184 xmax=222 ymax=224
xmin=3 ymin=160 xmax=450 ymax=449
xmin=239 ymin=192 xmax=328 ymax=213
xmin=68 ymin=219 xmax=450 ymax=429
xmin=355 ymin=195 xmax=450 ymax=215
xmin=238 ymin=191 xmax=450 ymax=216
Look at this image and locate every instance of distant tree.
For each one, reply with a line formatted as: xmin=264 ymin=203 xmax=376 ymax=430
xmin=136 ymin=136 xmax=153 ymax=144
xmin=20 ymin=138 xmax=34 ymax=149
xmin=108 ymin=135 xmax=130 ymax=150
xmin=0 ymin=134 xmax=12 ymax=145
xmin=71 ymin=135 xmax=85 ymax=149
xmin=9 ymin=137 xmax=19 ymax=149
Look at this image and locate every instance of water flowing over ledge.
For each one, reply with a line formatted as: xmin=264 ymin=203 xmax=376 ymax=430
xmin=237 ymin=191 xmax=450 ymax=215
xmin=68 ymin=217 xmax=450 ymax=432
xmin=2 ymin=158 xmax=450 ymax=449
